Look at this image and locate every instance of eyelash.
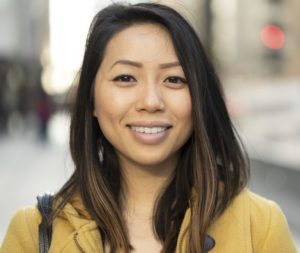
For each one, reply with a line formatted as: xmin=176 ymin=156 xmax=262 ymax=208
xmin=164 ymin=76 xmax=187 ymax=85
xmin=112 ymin=75 xmax=187 ymax=86
xmin=112 ymin=75 xmax=136 ymax=82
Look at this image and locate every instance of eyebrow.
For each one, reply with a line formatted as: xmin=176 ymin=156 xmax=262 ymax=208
xmin=110 ymin=60 xmax=142 ymax=69
xmin=159 ymin=61 xmax=181 ymax=69
xmin=110 ymin=60 xmax=181 ymax=69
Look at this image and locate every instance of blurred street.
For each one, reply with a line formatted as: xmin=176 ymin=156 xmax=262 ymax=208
xmin=0 ymin=122 xmax=73 ymax=244
xmin=0 ymin=126 xmax=299 ymax=250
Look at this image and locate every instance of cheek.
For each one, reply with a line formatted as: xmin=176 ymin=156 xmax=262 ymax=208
xmin=182 ymin=96 xmax=192 ymax=120
xmin=173 ymin=91 xmax=193 ymax=138
xmin=168 ymin=90 xmax=192 ymax=121
xmin=95 ymin=99 xmax=118 ymax=130
xmin=96 ymin=85 xmax=136 ymax=111
xmin=94 ymin=88 xmax=133 ymax=133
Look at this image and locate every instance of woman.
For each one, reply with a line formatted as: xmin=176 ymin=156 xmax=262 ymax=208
xmin=0 ymin=2 xmax=296 ymax=253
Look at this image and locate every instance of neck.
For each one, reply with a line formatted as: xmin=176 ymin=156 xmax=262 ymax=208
xmin=119 ymin=156 xmax=178 ymax=218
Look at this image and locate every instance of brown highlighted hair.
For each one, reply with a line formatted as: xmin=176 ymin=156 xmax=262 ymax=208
xmin=53 ymin=3 xmax=249 ymax=253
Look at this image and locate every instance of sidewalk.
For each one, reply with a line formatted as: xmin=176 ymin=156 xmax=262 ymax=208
xmin=0 ymin=131 xmax=73 ymax=243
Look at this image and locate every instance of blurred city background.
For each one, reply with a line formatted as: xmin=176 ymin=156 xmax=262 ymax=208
xmin=0 ymin=0 xmax=299 ymax=249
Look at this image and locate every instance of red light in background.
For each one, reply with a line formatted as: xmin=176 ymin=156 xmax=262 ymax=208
xmin=260 ymin=25 xmax=285 ymax=50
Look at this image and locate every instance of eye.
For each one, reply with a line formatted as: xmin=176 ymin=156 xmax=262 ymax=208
xmin=164 ymin=76 xmax=187 ymax=86
xmin=113 ymin=75 xmax=136 ymax=82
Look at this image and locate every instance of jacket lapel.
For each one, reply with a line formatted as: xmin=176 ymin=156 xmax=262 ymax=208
xmin=51 ymin=200 xmax=104 ymax=252
xmin=54 ymin=189 xmax=252 ymax=253
xmin=176 ymin=189 xmax=252 ymax=253
xmin=175 ymin=207 xmax=215 ymax=253
xmin=207 ymin=189 xmax=252 ymax=252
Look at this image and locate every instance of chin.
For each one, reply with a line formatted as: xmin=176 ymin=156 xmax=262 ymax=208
xmin=128 ymin=151 xmax=176 ymax=168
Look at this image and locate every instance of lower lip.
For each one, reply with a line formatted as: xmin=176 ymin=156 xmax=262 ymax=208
xmin=128 ymin=127 xmax=170 ymax=144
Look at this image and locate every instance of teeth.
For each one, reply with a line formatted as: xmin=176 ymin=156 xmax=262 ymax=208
xmin=130 ymin=126 xmax=167 ymax=134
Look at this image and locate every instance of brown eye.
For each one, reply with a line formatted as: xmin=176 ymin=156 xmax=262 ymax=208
xmin=164 ymin=76 xmax=187 ymax=85
xmin=113 ymin=75 xmax=136 ymax=82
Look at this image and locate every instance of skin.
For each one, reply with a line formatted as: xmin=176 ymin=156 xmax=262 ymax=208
xmin=93 ymin=23 xmax=193 ymax=252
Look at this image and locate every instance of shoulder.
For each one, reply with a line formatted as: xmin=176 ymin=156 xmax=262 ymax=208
xmin=0 ymin=206 xmax=41 ymax=252
xmin=231 ymin=188 xmax=288 ymax=221
xmin=242 ymin=189 xmax=290 ymax=235
xmin=237 ymin=189 xmax=297 ymax=252
xmin=236 ymin=188 xmax=283 ymax=218
xmin=209 ymin=188 xmax=296 ymax=252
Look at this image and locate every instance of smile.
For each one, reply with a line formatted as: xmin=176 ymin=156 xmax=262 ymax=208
xmin=130 ymin=126 xmax=167 ymax=134
xmin=127 ymin=124 xmax=172 ymax=144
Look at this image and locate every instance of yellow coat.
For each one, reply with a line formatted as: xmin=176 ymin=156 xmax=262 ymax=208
xmin=0 ymin=189 xmax=297 ymax=252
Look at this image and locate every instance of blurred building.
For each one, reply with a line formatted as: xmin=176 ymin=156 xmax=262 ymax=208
xmin=211 ymin=0 xmax=300 ymax=77
xmin=0 ymin=0 xmax=49 ymax=133
xmin=156 ymin=0 xmax=300 ymax=79
xmin=0 ymin=0 xmax=48 ymax=60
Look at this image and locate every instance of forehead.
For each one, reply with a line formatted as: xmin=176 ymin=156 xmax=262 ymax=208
xmin=111 ymin=22 xmax=171 ymax=43
xmin=102 ymin=23 xmax=178 ymax=64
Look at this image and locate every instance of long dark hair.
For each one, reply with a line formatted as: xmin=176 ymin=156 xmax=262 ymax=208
xmin=54 ymin=3 xmax=249 ymax=253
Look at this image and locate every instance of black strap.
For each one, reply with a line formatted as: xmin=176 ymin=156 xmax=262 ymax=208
xmin=37 ymin=193 xmax=54 ymax=253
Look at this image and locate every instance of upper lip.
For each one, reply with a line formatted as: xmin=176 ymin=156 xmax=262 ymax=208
xmin=126 ymin=121 xmax=172 ymax=128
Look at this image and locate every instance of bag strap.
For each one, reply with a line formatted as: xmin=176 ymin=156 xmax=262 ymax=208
xmin=37 ymin=193 xmax=54 ymax=253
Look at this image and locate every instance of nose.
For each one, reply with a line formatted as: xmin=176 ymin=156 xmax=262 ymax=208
xmin=135 ymin=82 xmax=165 ymax=112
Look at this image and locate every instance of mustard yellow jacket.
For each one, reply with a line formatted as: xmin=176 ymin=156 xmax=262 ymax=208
xmin=0 ymin=189 xmax=297 ymax=252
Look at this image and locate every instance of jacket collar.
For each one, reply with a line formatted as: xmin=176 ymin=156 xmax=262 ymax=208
xmin=57 ymin=189 xmax=250 ymax=252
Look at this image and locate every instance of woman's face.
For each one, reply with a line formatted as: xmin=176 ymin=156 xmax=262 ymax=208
xmin=94 ymin=23 xmax=192 ymax=169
